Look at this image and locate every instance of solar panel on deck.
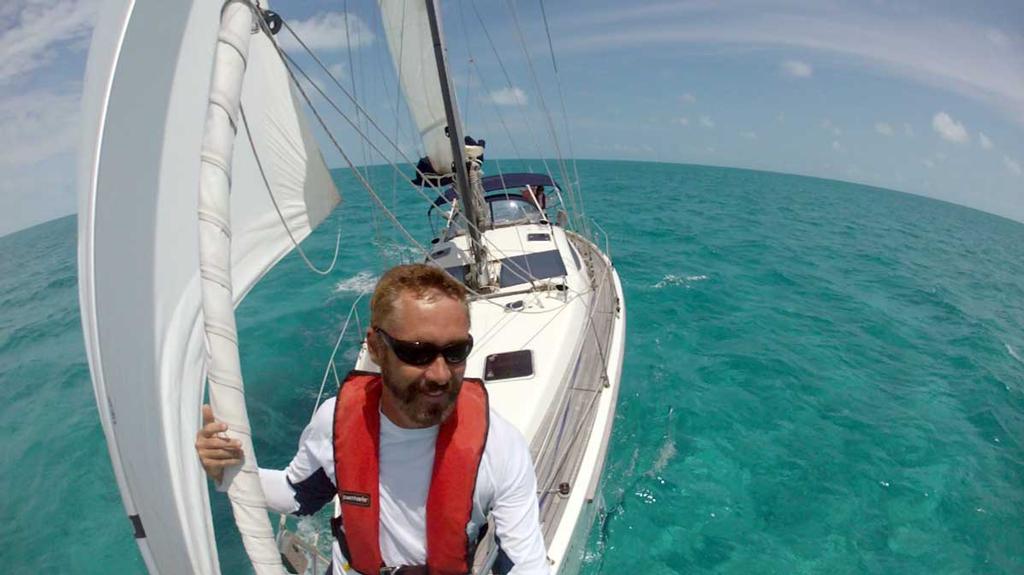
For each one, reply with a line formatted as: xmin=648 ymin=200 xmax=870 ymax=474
xmin=484 ymin=350 xmax=534 ymax=381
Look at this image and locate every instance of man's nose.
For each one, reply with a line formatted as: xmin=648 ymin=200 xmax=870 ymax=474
xmin=423 ymin=353 xmax=452 ymax=383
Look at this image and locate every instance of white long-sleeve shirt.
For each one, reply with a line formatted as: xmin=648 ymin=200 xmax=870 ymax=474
xmin=259 ymin=397 xmax=550 ymax=574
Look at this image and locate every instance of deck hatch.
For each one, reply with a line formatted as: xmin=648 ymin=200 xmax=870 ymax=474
xmin=484 ymin=350 xmax=534 ymax=381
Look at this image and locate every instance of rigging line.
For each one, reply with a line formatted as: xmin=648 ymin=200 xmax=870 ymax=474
xmin=505 ymin=0 xmax=576 ymax=214
xmin=503 ymin=1 xmax=581 ymax=230
xmin=271 ymin=36 xmax=430 ymax=267
xmin=538 ymin=0 xmax=585 ymax=223
xmin=267 ymin=34 xmax=509 ymax=309
xmin=237 ymin=103 xmax=341 ymax=276
xmin=343 ymin=0 xmax=369 ymax=180
xmin=276 ymin=19 xmax=446 ymax=200
xmin=468 ymin=0 xmax=560 ymax=187
xmin=458 ymin=2 xmax=527 ymax=167
xmin=275 ymin=48 xmax=467 ymax=230
xmin=275 ymin=20 xmax=512 ymax=267
xmin=313 ymin=292 xmax=368 ymax=418
xmin=389 ymin=1 xmax=408 ymax=247
xmin=279 ymin=50 xmax=534 ymax=284
xmin=266 ymin=15 xmax=558 ymax=300
xmin=275 ymin=51 xmax=545 ymax=287
xmin=340 ymin=1 xmax=384 ymax=264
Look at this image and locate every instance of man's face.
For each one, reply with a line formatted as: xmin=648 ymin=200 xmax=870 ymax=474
xmin=369 ymin=290 xmax=470 ymax=428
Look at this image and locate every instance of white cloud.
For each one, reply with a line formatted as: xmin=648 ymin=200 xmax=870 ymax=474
xmin=875 ymin=122 xmax=894 ymax=136
xmin=277 ymin=12 xmax=375 ymax=53
xmin=328 ymin=63 xmax=346 ymax=80
xmin=979 ymin=132 xmax=993 ymax=150
xmin=0 ymin=0 xmax=99 ymax=84
xmin=699 ymin=115 xmax=715 ymax=128
xmin=986 ymin=29 xmax=1009 ymax=47
xmin=486 ymin=87 xmax=528 ymax=106
xmin=903 ymin=123 xmax=915 ymax=137
xmin=1005 ymin=156 xmax=1022 ymax=176
xmin=821 ymin=118 xmax=842 ymax=136
xmin=832 ymin=140 xmax=842 ymax=151
xmin=0 ymin=86 xmax=82 ymax=235
xmin=561 ymin=6 xmax=1024 ymax=127
xmin=0 ymin=89 xmax=80 ymax=166
xmin=674 ymin=117 xmax=690 ymax=126
xmin=680 ymin=92 xmax=697 ymax=104
xmin=922 ymin=158 xmax=935 ymax=168
xmin=931 ymin=111 xmax=969 ymax=143
xmin=781 ymin=60 xmax=813 ymax=78
xmin=742 ymin=131 xmax=757 ymax=140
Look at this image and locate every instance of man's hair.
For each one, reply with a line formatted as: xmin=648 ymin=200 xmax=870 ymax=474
xmin=370 ymin=264 xmax=469 ymax=328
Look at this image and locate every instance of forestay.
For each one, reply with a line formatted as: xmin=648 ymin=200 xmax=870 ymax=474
xmin=77 ymin=0 xmax=339 ymax=573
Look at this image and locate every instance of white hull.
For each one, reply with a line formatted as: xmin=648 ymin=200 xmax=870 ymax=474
xmin=355 ymin=223 xmax=626 ymax=573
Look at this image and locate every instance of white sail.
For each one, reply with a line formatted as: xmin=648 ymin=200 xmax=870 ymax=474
xmin=379 ymin=0 xmax=454 ymax=176
xmin=77 ymin=0 xmax=339 ymax=573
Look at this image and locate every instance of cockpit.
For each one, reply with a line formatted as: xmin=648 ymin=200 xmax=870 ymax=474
xmin=428 ymin=172 xmax=559 ymax=237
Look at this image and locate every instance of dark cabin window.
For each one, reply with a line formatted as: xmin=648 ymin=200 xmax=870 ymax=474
xmin=444 ymin=264 xmax=468 ymax=283
xmin=484 ymin=350 xmax=534 ymax=381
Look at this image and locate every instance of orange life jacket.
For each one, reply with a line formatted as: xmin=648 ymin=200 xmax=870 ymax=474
xmin=331 ymin=371 xmax=489 ymax=575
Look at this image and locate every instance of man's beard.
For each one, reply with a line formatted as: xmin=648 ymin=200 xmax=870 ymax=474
xmin=381 ymin=368 xmax=460 ymax=427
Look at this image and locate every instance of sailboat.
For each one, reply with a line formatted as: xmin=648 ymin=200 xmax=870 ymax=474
xmin=78 ymin=0 xmax=626 ymax=573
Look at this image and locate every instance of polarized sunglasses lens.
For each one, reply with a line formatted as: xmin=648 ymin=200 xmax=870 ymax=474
xmin=442 ymin=339 xmax=473 ymax=363
xmin=391 ymin=341 xmax=437 ymax=366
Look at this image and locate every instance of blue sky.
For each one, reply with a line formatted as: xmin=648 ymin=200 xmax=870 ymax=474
xmin=1 ymin=0 xmax=1022 ymax=236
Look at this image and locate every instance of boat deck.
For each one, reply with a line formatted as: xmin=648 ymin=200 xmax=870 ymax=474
xmin=473 ymin=232 xmax=622 ymax=573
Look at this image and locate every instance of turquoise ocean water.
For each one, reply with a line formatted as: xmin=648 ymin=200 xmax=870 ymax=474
xmin=2 ymin=160 xmax=1022 ymax=573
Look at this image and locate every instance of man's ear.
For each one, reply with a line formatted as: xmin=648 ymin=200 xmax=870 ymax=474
xmin=366 ymin=327 xmax=382 ymax=365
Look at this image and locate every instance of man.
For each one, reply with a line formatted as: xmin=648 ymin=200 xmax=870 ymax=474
xmin=522 ymin=185 xmax=546 ymax=212
xmin=196 ymin=264 xmax=549 ymax=574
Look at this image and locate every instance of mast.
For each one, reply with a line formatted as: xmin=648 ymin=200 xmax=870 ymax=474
xmin=423 ymin=0 xmax=490 ymax=289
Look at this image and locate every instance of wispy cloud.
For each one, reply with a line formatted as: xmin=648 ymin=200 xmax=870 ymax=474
xmin=0 ymin=86 xmax=81 ymax=236
xmin=821 ymin=118 xmax=842 ymax=136
xmin=832 ymin=140 xmax=842 ymax=151
xmin=0 ymin=0 xmax=99 ymax=84
xmin=699 ymin=115 xmax=715 ymax=128
xmin=781 ymin=60 xmax=813 ymax=78
xmin=277 ymin=12 xmax=374 ymax=53
xmin=674 ymin=116 xmax=690 ymax=126
xmin=560 ymin=4 xmax=1024 ymax=125
xmin=0 ymin=88 xmax=79 ymax=166
xmin=1005 ymin=155 xmax=1022 ymax=176
xmin=979 ymin=132 xmax=994 ymax=150
xmin=874 ymin=122 xmax=893 ymax=136
xmin=931 ymin=111 xmax=969 ymax=143
xmin=680 ymin=92 xmax=697 ymax=104
xmin=486 ymin=87 xmax=528 ymax=106
xmin=328 ymin=63 xmax=346 ymax=80
xmin=742 ymin=130 xmax=757 ymax=140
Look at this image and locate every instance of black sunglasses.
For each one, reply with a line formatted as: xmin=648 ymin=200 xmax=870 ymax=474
xmin=374 ymin=327 xmax=474 ymax=366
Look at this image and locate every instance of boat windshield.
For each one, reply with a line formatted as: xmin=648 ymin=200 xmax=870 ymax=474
xmin=445 ymin=195 xmax=543 ymax=235
xmin=489 ymin=197 xmax=543 ymax=226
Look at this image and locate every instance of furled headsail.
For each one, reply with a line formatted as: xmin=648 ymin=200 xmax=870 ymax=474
xmin=77 ymin=0 xmax=338 ymax=572
xmin=379 ymin=0 xmax=454 ymax=184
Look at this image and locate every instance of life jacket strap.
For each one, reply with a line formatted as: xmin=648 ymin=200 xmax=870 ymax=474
xmin=330 ymin=516 xmax=429 ymax=575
